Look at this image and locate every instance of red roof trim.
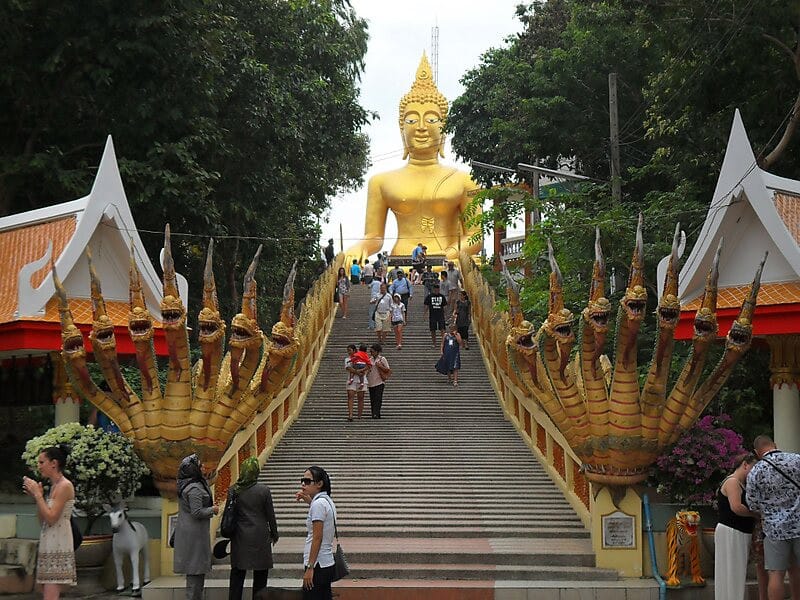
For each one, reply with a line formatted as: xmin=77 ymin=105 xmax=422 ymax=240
xmin=0 ymin=321 xmax=169 ymax=356
xmin=675 ymin=304 xmax=800 ymax=340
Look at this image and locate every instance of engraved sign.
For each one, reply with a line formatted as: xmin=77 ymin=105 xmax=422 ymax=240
xmin=602 ymin=510 xmax=636 ymax=549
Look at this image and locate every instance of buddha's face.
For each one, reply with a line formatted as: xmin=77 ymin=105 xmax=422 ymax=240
xmin=402 ymin=102 xmax=443 ymax=159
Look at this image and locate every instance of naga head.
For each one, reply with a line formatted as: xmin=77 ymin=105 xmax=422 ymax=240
xmin=268 ymin=262 xmax=299 ymax=356
xmin=229 ymin=245 xmax=263 ymax=351
xmin=197 ymin=239 xmax=225 ymax=345
xmin=543 ymin=240 xmax=575 ymax=343
xmin=621 ymin=214 xmax=647 ymax=322
xmin=128 ymin=243 xmax=154 ymax=343
xmin=693 ymin=238 xmax=722 ymax=343
xmin=86 ymin=248 xmax=116 ymax=352
xmin=725 ymin=252 xmax=767 ymax=354
xmin=507 ymin=319 xmax=538 ymax=358
xmin=53 ymin=265 xmax=86 ymax=360
xmin=583 ymin=228 xmax=611 ymax=335
xmin=160 ymin=224 xmax=187 ymax=330
xmin=657 ymin=223 xmax=682 ymax=330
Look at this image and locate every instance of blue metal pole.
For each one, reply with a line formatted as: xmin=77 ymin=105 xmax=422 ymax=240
xmin=643 ymin=493 xmax=667 ymax=600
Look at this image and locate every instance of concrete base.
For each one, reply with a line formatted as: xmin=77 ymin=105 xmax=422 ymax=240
xmin=140 ymin=576 xmax=791 ymax=600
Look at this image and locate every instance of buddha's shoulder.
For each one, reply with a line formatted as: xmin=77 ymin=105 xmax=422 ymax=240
xmin=369 ymin=164 xmax=472 ymax=183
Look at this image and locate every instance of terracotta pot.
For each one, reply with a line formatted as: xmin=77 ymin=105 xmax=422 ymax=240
xmin=74 ymin=534 xmax=113 ymax=568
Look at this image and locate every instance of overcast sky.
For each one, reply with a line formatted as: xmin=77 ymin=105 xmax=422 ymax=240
xmin=320 ymin=1 xmax=525 ymax=256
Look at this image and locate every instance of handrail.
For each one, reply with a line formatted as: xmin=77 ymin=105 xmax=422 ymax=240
xmin=209 ymin=254 xmax=344 ymax=528
xmin=643 ymin=494 xmax=668 ymax=600
xmin=459 ymin=252 xmax=591 ymax=526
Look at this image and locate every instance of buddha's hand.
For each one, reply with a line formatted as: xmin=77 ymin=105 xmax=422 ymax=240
xmin=344 ymin=241 xmax=375 ymax=266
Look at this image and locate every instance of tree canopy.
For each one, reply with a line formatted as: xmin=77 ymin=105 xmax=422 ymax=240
xmin=448 ymin=0 xmax=798 ymax=435
xmin=0 ymin=0 xmax=371 ymax=319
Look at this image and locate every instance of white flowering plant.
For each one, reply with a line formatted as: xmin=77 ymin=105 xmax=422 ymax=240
xmin=22 ymin=422 xmax=149 ymax=533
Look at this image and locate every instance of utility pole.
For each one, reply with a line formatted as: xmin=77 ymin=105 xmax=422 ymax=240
xmin=608 ymin=73 xmax=621 ymax=203
xmin=431 ymin=24 xmax=439 ymax=84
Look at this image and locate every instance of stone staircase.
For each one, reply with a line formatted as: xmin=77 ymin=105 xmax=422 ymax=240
xmin=146 ymin=284 xmax=647 ymax=598
xmin=246 ymin=285 xmax=615 ymax=586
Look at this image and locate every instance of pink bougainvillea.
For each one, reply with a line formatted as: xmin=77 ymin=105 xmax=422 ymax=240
xmin=651 ymin=414 xmax=746 ymax=507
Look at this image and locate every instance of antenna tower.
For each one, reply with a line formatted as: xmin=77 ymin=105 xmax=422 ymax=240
xmin=431 ymin=25 xmax=439 ymax=84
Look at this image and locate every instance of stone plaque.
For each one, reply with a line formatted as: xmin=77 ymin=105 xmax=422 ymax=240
xmin=602 ymin=510 xmax=636 ymax=549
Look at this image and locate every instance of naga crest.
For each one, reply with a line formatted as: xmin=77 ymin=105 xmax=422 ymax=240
xmin=503 ymin=217 xmax=765 ymax=486
xmin=583 ymin=228 xmax=611 ymax=336
xmin=55 ymin=227 xmax=301 ymax=497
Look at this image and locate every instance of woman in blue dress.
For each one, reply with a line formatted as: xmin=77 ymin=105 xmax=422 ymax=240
xmin=435 ymin=323 xmax=463 ymax=386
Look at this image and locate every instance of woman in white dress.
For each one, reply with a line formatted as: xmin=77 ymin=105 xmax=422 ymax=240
xmin=22 ymin=444 xmax=77 ymax=600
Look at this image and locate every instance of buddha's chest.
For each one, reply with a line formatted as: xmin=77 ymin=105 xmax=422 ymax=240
xmin=381 ymin=171 xmax=465 ymax=216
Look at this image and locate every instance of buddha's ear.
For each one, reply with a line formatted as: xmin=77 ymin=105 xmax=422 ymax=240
xmin=402 ymin=142 xmax=409 ymax=161
xmin=438 ymin=136 xmax=446 ymax=159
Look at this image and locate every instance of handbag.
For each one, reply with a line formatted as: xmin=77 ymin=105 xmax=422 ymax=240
xmin=220 ymin=489 xmax=238 ymax=538
xmin=70 ymin=515 xmax=82 ymax=550
xmin=320 ymin=496 xmax=350 ymax=581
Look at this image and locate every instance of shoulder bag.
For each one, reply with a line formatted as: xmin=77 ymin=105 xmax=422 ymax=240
xmin=220 ymin=489 xmax=239 ymax=538
xmin=377 ymin=356 xmax=392 ymax=382
xmin=761 ymin=455 xmax=800 ymax=491
xmin=70 ymin=515 xmax=82 ymax=550
xmin=320 ymin=496 xmax=350 ymax=581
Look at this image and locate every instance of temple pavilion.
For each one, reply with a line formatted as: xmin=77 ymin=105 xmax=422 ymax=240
xmin=0 ymin=137 xmax=178 ymax=425
xmin=659 ymin=110 xmax=800 ymax=452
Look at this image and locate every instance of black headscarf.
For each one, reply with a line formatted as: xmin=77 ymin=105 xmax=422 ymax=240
xmin=177 ymin=454 xmax=210 ymax=499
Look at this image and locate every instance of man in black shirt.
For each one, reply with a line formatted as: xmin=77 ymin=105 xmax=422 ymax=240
xmin=424 ymin=283 xmax=448 ymax=347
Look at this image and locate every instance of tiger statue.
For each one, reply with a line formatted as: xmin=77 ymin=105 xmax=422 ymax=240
xmin=664 ymin=510 xmax=705 ymax=587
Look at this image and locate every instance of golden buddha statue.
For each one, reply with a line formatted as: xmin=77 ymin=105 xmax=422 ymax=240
xmin=347 ymin=53 xmax=482 ymax=262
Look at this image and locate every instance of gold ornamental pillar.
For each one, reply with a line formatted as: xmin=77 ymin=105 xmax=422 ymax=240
xmin=52 ymin=352 xmax=80 ymax=426
xmin=767 ymin=335 xmax=800 ymax=453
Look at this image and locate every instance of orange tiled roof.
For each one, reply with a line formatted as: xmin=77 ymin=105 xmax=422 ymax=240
xmin=24 ymin=297 xmax=164 ymax=328
xmin=0 ymin=217 xmax=76 ymax=324
xmin=683 ymin=282 xmax=800 ymax=311
xmin=775 ymin=192 xmax=800 ymax=245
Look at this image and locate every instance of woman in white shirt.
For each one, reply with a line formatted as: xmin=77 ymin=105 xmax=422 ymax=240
xmin=295 ymin=466 xmax=336 ymax=600
xmin=389 ymin=293 xmax=406 ymax=349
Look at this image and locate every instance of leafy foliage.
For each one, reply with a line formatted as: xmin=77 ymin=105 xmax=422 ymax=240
xmin=22 ymin=423 xmax=149 ymax=533
xmin=449 ymin=0 xmax=798 ymax=441
xmin=0 ymin=0 xmax=371 ymax=321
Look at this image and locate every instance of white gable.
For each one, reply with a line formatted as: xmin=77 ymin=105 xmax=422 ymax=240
xmin=658 ymin=110 xmax=800 ymax=302
xmin=7 ymin=136 xmax=189 ymax=319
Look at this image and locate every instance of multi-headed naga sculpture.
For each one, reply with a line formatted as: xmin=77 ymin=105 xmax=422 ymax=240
xmin=505 ymin=216 xmax=766 ymax=485
xmin=54 ymin=227 xmax=300 ymax=496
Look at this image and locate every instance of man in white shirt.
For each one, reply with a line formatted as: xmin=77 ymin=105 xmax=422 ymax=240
xmin=371 ymin=283 xmax=393 ymax=343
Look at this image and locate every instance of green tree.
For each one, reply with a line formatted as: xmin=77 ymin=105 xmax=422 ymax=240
xmin=0 ymin=0 xmax=371 ymax=321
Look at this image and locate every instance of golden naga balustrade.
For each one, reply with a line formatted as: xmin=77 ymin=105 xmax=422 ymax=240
xmin=54 ymin=226 xmax=340 ymax=498
xmin=463 ymin=215 xmax=766 ymax=490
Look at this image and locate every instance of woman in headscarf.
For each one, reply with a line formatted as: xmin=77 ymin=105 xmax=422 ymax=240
xmin=173 ymin=454 xmax=218 ymax=600
xmin=227 ymin=457 xmax=279 ymax=600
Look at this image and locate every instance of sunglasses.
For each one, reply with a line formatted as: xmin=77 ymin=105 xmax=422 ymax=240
xmin=300 ymin=477 xmax=316 ymax=485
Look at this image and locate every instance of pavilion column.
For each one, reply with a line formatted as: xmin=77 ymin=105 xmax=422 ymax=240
xmin=493 ymin=197 xmax=506 ymax=272
xmin=52 ymin=352 xmax=80 ymax=426
xmin=767 ymin=335 xmax=800 ymax=453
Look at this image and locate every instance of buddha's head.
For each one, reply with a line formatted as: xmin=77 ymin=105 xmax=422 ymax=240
xmin=399 ymin=52 xmax=448 ymax=160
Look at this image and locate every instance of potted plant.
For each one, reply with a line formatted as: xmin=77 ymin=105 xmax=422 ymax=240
xmin=21 ymin=423 xmax=149 ymax=566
